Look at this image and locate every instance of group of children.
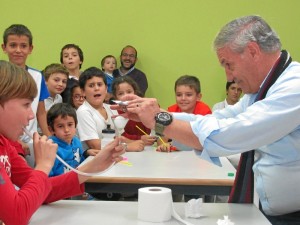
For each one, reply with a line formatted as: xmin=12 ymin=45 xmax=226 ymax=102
xmin=0 ymin=22 xmax=244 ymax=225
xmin=1 ymin=23 xmax=242 ymax=204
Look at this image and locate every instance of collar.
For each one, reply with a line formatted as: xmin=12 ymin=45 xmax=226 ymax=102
xmin=118 ymin=67 xmax=135 ymax=76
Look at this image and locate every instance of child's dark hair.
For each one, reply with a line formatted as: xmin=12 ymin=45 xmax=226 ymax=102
xmin=79 ymin=67 xmax=106 ymax=89
xmin=112 ymin=76 xmax=142 ymax=97
xmin=3 ymin=24 xmax=33 ymax=46
xmin=226 ymin=81 xmax=236 ymax=90
xmin=60 ymin=44 xmax=84 ymax=69
xmin=174 ymin=75 xmax=201 ymax=94
xmin=69 ymin=80 xmax=80 ymax=108
xmin=100 ymin=55 xmax=117 ymax=71
xmin=47 ymin=103 xmax=78 ymax=130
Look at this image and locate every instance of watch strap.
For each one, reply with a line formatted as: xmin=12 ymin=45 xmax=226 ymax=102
xmin=154 ymin=123 xmax=165 ymax=137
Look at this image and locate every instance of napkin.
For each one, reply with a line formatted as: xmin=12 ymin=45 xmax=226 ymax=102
xmin=217 ymin=215 xmax=235 ymax=225
xmin=185 ymin=198 xmax=204 ymax=218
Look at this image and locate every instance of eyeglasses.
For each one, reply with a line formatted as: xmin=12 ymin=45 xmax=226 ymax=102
xmin=73 ymin=95 xmax=85 ymax=100
xmin=121 ymin=53 xmax=136 ymax=58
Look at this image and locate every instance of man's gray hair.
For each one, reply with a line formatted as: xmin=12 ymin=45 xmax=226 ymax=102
xmin=213 ymin=15 xmax=281 ymax=53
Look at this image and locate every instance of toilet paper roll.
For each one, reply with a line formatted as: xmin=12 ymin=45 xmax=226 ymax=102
xmin=138 ymin=187 xmax=172 ymax=222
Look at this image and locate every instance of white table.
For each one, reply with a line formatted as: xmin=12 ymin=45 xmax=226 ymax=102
xmin=84 ymin=147 xmax=236 ymax=195
xmin=30 ymin=200 xmax=271 ymax=225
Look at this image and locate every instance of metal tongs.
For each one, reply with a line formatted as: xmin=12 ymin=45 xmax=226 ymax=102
xmin=112 ymin=100 xmax=129 ymax=106
xmin=112 ymin=100 xmax=129 ymax=112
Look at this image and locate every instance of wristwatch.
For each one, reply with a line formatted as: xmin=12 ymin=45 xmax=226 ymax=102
xmin=154 ymin=112 xmax=173 ymax=137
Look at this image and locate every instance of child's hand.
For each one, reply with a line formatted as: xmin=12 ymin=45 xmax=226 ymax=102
xmin=33 ymin=132 xmax=58 ymax=175
xmin=18 ymin=140 xmax=31 ymax=156
xmin=156 ymin=143 xmax=178 ymax=152
xmin=126 ymin=140 xmax=145 ymax=152
xmin=156 ymin=143 xmax=171 ymax=152
xmin=86 ymin=149 xmax=100 ymax=156
xmin=79 ymin=137 xmax=126 ymax=178
xmin=141 ymin=135 xmax=156 ymax=146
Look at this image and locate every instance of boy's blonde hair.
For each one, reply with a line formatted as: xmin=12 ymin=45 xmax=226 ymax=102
xmin=0 ymin=60 xmax=37 ymax=106
xmin=101 ymin=55 xmax=117 ymax=71
xmin=43 ymin=63 xmax=69 ymax=81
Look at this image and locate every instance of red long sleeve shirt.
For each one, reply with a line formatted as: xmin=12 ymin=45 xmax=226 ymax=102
xmin=0 ymin=135 xmax=84 ymax=225
xmin=167 ymin=100 xmax=212 ymax=115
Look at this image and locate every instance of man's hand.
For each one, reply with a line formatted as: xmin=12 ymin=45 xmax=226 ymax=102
xmin=110 ymin=94 xmax=161 ymax=129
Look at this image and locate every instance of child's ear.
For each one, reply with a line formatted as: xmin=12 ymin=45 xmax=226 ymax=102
xmin=28 ymin=45 xmax=33 ymax=55
xmin=1 ymin=43 xmax=7 ymax=53
xmin=48 ymin=126 xmax=55 ymax=135
xmin=197 ymin=93 xmax=202 ymax=100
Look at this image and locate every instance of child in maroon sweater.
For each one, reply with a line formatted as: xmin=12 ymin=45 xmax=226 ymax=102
xmin=112 ymin=76 xmax=156 ymax=149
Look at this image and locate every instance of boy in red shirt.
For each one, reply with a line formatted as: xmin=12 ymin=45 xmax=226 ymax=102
xmin=157 ymin=75 xmax=211 ymax=152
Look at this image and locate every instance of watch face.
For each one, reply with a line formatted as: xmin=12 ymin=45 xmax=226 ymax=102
xmin=158 ymin=112 xmax=171 ymax=122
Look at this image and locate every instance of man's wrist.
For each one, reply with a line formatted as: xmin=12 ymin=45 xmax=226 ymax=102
xmin=154 ymin=112 xmax=173 ymax=137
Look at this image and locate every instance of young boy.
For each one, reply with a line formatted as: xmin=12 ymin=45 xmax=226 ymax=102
xmin=1 ymin=24 xmax=50 ymax=165
xmin=0 ymin=60 xmax=125 ymax=225
xmin=60 ymin=44 xmax=83 ymax=80
xmin=168 ymin=75 xmax=211 ymax=114
xmin=47 ymin=103 xmax=85 ymax=177
xmin=43 ymin=63 xmax=69 ymax=111
xmin=76 ymin=67 xmax=117 ymax=154
xmin=60 ymin=44 xmax=84 ymax=103
xmin=101 ymin=55 xmax=117 ymax=103
xmin=76 ymin=67 xmax=125 ymax=201
xmin=157 ymin=75 xmax=211 ymax=152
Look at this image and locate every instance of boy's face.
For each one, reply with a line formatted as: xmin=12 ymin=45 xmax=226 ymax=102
xmin=175 ymin=85 xmax=201 ymax=114
xmin=0 ymin=98 xmax=35 ymax=141
xmin=62 ymin=47 xmax=82 ymax=72
xmin=103 ymin=57 xmax=116 ymax=74
xmin=2 ymin=35 xmax=33 ymax=68
xmin=49 ymin=115 xmax=77 ymax=144
xmin=83 ymin=76 xmax=107 ymax=108
xmin=46 ymin=73 xmax=68 ymax=97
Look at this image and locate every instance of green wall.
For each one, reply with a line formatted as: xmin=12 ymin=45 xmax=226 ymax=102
xmin=1 ymin=0 xmax=300 ymax=108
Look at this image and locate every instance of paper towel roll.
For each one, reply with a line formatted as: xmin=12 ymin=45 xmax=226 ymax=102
xmin=138 ymin=187 xmax=172 ymax=222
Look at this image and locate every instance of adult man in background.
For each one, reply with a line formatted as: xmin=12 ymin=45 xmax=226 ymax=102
xmin=113 ymin=45 xmax=148 ymax=96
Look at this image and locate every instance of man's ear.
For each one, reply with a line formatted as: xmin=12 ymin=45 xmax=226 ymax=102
xmin=246 ymin=42 xmax=261 ymax=61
